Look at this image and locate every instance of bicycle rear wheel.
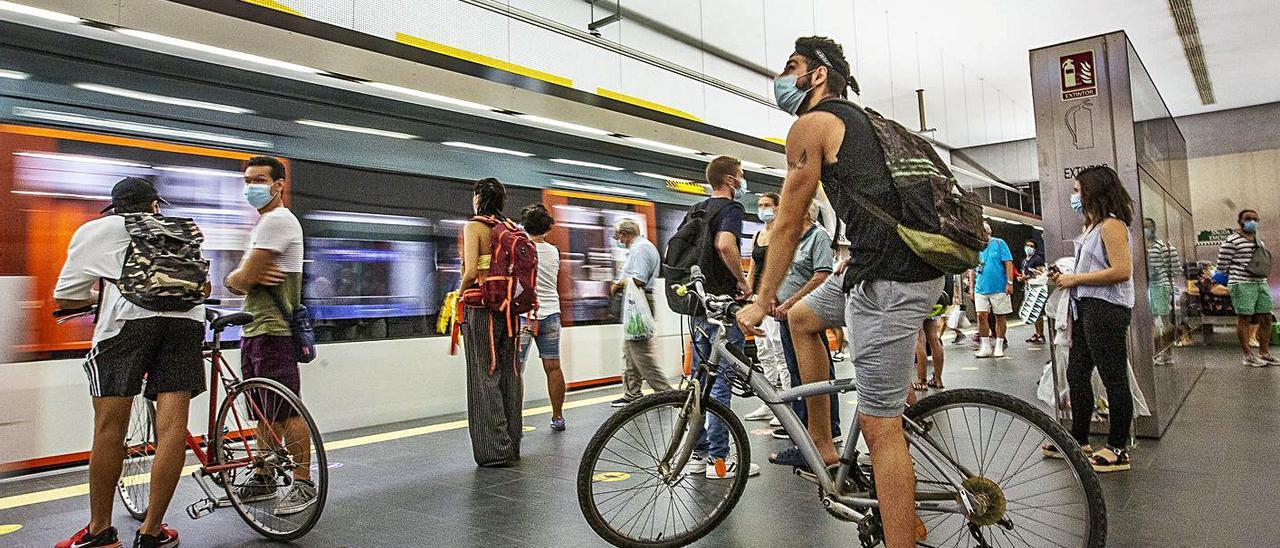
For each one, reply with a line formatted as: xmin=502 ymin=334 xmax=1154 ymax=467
xmin=577 ymin=390 xmax=751 ymax=548
xmin=213 ymin=378 xmax=327 ymax=541
xmin=905 ymin=388 xmax=1105 ymax=547
xmin=117 ymin=396 xmax=156 ymax=521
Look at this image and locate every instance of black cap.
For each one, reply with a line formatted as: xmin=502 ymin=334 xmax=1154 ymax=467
xmin=101 ymin=177 xmax=169 ymax=213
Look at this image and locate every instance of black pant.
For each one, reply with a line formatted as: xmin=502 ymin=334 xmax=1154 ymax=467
xmin=1067 ymin=298 xmax=1133 ymax=449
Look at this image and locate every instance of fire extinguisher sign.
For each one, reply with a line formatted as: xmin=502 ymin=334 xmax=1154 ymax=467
xmin=1060 ymin=51 xmax=1098 ymax=100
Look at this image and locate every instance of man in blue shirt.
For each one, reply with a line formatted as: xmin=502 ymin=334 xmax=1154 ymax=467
xmin=610 ymin=218 xmax=673 ymax=406
xmin=971 ymin=223 xmax=1014 ymax=358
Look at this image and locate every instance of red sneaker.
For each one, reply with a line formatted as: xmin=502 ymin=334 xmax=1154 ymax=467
xmin=56 ymin=526 xmax=122 ymax=548
xmin=132 ymin=525 xmax=179 ymax=548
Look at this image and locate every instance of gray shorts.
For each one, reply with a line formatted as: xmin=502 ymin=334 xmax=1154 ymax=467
xmin=801 ymin=273 xmax=848 ymax=328
xmin=846 ymin=277 xmax=945 ymax=417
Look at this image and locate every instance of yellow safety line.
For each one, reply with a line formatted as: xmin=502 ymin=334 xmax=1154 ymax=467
xmin=763 ymin=136 xmax=787 ymax=145
xmin=595 ymin=88 xmax=701 ymax=121
xmin=241 ymin=0 xmax=303 ymax=17
xmin=395 ymin=33 xmax=574 ymax=88
xmin=0 ymin=392 xmax=625 ymax=510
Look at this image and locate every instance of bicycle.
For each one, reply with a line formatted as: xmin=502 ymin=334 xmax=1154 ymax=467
xmin=55 ymin=301 xmax=328 ymax=540
xmin=576 ymin=266 xmax=1105 ymax=547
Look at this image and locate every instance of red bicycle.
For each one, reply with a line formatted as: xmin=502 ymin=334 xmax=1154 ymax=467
xmin=56 ymin=302 xmax=328 ymax=540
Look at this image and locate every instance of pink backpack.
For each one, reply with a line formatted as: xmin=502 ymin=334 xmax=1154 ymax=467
xmin=472 ymin=215 xmax=538 ymax=336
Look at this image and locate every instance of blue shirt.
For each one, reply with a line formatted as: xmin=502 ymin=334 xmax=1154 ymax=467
xmin=622 ymin=236 xmax=661 ymax=290
xmin=976 ymin=238 xmax=1013 ymax=295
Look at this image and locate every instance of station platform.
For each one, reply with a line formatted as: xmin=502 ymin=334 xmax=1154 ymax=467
xmin=0 ymin=326 xmax=1275 ymax=547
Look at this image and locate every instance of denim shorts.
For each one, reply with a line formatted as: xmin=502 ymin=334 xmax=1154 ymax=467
xmin=518 ymin=313 xmax=561 ymax=362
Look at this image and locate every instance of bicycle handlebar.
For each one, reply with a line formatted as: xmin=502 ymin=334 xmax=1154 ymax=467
xmin=54 ymin=299 xmax=224 ymax=321
xmin=671 ymin=266 xmax=740 ymax=321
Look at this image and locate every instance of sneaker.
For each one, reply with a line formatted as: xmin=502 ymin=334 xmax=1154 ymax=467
xmin=993 ymin=338 xmax=1006 ymax=358
xmin=705 ymin=459 xmax=760 ymax=479
xmin=274 ymin=479 xmax=318 ymax=516
xmin=228 ymin=473 xmax=278 ymax=503
xmin=1244 ymin=355 xmax=1266 ymax=368
xmin=975 ymin=338 xmax=994 ymax=358
xmin=743 ymin=404 xmax=774 ymax=421
xmin=132 ymin=525 xmax=178 ymax=548
xmin=550 ymin=417 xmax=566 ymax=431
xmin=831 ymin=351 xmax=846 ymax=362
xmin=832 ymin=433 xmax=844 ymax=445
xmin=768 ymin=417 xmax=782 ymax=427
xmin=610 ymin=397 xmax=637 ymax=408
xmin=951 ymin=331 xmax=965 ymax=345
xmin=686 ymin=454 xmax=708 ymax=474
xmin=1250 ymin=339 xmax=1260 ymax=348
xmin=771 ymin=427 xmax=790 ymax=440
xmin=1259 ymin=354 xmax=1280 ymax=366
xmin=57 ymin=526 xmax=122 ymax=548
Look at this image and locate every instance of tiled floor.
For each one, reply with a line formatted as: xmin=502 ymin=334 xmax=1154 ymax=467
xmin=1 ymin=326 xmax=1275 ymax=547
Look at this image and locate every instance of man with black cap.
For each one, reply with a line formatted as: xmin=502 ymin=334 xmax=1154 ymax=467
xmin=737 ymin=36 xmax=943 ymax=547
xmin=54 ymin=177 xmax=208 ymax=548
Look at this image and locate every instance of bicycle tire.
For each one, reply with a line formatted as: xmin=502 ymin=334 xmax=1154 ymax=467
xmin=117 ymin=396 xmax=156 ymax=521
xmin=905 ymin=388 xmax=1106 ymax=548
xmin=578 ymin=390 xmax=751 ymax=548
xmin=213 ymin=378 xmax=328 ymax=541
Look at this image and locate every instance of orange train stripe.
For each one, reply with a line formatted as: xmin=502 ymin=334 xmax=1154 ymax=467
xmin=0 ymin=125 xmax=256 ymax=160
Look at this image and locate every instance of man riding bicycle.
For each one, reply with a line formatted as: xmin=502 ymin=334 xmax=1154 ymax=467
xmin=736 ymin=36 xmax=943 ymax=548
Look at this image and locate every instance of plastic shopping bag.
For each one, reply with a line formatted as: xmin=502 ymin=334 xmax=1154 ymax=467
xmin=622 ymin=279 xmax=656 ymax=340
xmin=946 ymin=306 xmax=970 ymax=330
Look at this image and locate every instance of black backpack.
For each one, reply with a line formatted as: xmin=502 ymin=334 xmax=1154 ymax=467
xmin=662 ymin=199 xmax=739 ymax=315
xmin=114 ymin=213 xmax=209 ymax=312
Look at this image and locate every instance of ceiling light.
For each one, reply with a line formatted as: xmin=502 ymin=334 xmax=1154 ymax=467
xmin=0 ymin=69 xmax=30 ymax=80
xmin=155 ymin=166 xmax=243 ymax=177
xmin=550 ymin=158 xmax=624 ymax=171
xmin=13 ymin=107 xmax=274 ymax=148
xmin=634 ymin=172 xmax=693 ymax=183
xmin=552 ymin=180 xmax=645 ymax=197
xmin=74 ymin=83 xmax=254 ymax=114
xmin=0 ymin=1 xmax=82 ymax=23
xmin=740 ymin=160 xmax=767 ymax=170
xmin=514 ymin=114 xmax=610 ymax=136
xmin=441 ymin=141 xmax=534 ymax=157
xmin=12 ymin=190 xmax=110 ymax=201
xmin=621 ymin=136 xmax=700 ymax=155
xmin=14 ymin=151 xmax=150 ymax=168
xmin=365 ymin=82 xmax=493 ymax=111
xmin=115 ymin=28 xmax=320 ymax=74
xmin=295 ymin=119 xmax=416 ymax=140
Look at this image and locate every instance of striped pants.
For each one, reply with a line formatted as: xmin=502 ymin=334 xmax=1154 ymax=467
xmin=463 ymin=306 xmax=523 ymax=466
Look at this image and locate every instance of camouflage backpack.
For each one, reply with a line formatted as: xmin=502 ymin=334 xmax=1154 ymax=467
xmin=114 ymin=213 xmax=209 ymax=312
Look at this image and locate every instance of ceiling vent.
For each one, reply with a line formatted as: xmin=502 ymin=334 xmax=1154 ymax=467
xmin=1167 ymin=0 xmax=1216 ymax=105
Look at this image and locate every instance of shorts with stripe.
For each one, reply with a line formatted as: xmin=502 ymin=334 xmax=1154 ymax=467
xmin=83 ymin=317 xmax=206 ymax=399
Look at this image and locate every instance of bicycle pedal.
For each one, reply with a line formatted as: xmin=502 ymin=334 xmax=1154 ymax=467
xmin=186 ymin=499 xmax=215 ymax=520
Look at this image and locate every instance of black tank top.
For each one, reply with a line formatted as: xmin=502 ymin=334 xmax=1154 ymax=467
xmin=750 ymin=235 xmax=768 ymax=294
xmin=807 ymin=99 xmax=941 ymax=287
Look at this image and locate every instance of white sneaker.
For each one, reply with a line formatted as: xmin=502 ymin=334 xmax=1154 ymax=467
xmin=993 ymin=338 xmax=1006 ymax=358
xmin=831 ymin=351 xmax=847 ymax=362
xmin=744 ymin=405 xmax=774 ymax=421
xmin=1259 ymin=354 xmax=1280 ymax=366
xmin=768 ymin=417 xmax=782 ymax=427
xmin=1250 ymin=339 xmax=1261 ymax=348
xmin=1244 ymin=355 xmax=1267 ymax=367
xmin=686 ymin=454 xmax=708 ymax=474
xmin=705 ymin=459 xmax=760 ymax=479
xmin=975 ymin=338 xmax=994 ymax=358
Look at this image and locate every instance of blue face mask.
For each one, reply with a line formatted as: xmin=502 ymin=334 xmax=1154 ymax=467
xmin=773 ymin=69 xmax=817 ymax=115
xmin=244 ymin=183 xmax=276 ymax=209
xmin=1070 ymin=193 xmax=1084 ymax=214
xmin=732 ymin=177 xmax=748 ymax=201
xmin=1244 ymin=220 xmax=1260 ymax=233
xmin=759 ymin=208 xmax=776 ymax=223
xmin=1024 ymin=246 xmax=1035 ymax=257
xmin=615 ymin=239 xmax=628 ymax=250
xmin=1144 ymin=227 xmax=1156 ymax=239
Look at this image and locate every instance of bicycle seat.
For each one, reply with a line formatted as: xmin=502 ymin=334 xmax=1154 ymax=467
xmin=210 ymin=312 xmax=254 ymax=332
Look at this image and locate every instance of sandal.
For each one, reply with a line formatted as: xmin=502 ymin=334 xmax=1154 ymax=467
xmin=926 ymin=378 xmax=944 ymax=389
xmin=1042 ymin=443 xmax=1092 ymax=459
xmin=912 ymin=380 xmax=928 ymax=391
xmin=768 ymin=446 xmax=838 ymax=475
xmin=1089 ymin=446 xmax=1131 ymax=473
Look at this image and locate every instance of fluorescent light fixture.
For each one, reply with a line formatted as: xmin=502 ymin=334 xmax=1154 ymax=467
xmin=634 ymin=171 xmax=693 ymax=183
xmin=307 ymin=210 xmax=429 ymax=227
xmin=12 ymin=190 xmax=111 ymax=201
xmin=13 ymin=107 xmax=274 ymax=148
xmin=155 ymin=166 xmax=242 ymax=177
xmin=365 ymin=82 xmax=493 ymax=111
xmin=514 ymin=114 xmax=610 ymax=136
xmin=14 ymin=151 xmax=150 ymax=168
xmin=0 ymin=69 xmax=30 ymax=80
xmin=550 ymin=158 xmax=625 ymax=171
xmin=552 ymin=180 xmax=646 ymax=197
xmin=740 ymin=160 xmax=767 ymax=170
xmin=115 ymin=28 xmax=320 ymax=74
xmin=73 ymin=83 xmax=254 ymax=115
xmin=295 ymin=119 xmax=416 ymax=140
xmin=621 ymin=136 xmax=700 ymax=155
xmin=0 ymin=1 xmax=81 ymax=23
xmin=441 ymin=141 xmax=534 ymax=157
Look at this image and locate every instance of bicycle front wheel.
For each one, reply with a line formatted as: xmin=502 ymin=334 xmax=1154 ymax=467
xmin=117 ymin=396 xmax=156 ymax=521
xmin=577 ymin=390 xmax=751 ymax=548
xmin=213 ymin=378 xmax=327 ymax=541
xmin=906 ymin=388 xmax=1106 ymax=548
